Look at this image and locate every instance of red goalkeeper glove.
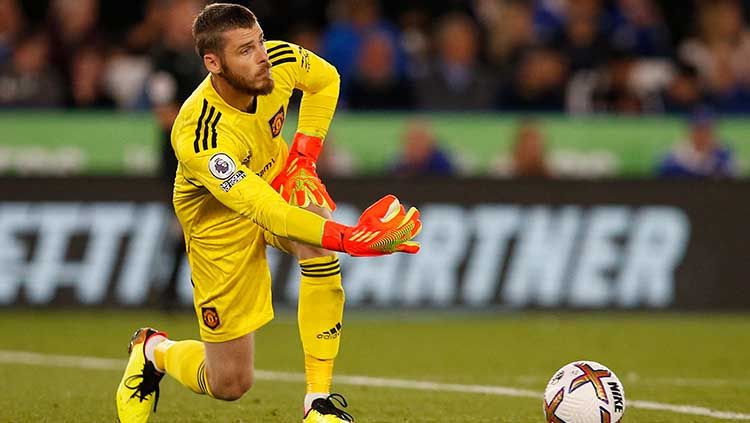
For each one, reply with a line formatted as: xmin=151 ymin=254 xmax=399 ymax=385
xmin=321 ymin=195 xmax=422 ymax=257
xmin=271 ymin=133 xmax=336 ymax=211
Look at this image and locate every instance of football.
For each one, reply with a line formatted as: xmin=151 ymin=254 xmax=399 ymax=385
xmin=543 ymin=361 xmax=626 ymax=423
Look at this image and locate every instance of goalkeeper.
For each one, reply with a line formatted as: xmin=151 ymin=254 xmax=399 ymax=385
xmin=115 ymin=3 xmax=421 ymax=423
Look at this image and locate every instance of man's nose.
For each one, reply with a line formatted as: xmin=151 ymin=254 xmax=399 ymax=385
xmin=258 ymin=47 xmax=269 ymax=63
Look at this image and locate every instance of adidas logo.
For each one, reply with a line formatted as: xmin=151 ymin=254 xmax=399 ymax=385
xmin=316 ymin=322 xmax=342 ymax=340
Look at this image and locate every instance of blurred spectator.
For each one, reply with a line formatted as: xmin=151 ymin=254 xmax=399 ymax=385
xmin=104 ymin=52 xmax=153 ymax=109
xmin=68 ymin=44 xmax=116 ymax=108
xmin=392 ymin=119 xmax=455 ymax=177
xmin=49 ymin=0 xmax=100 ymax=44
xmin=289 ymin=23 xmax=323 ymax=54
xmin=657 ymin=109 xmax=738 ymax=178
xmin=679 ymin=0 xmax=750 ymax=113
xmin=488 ymin=119 xmax=552 ymax=178
xmin=565 ymin=0 xmax=606 ymax=23
xmin=48 ymin=0 xmax=103 ymax=106
xmin=0 ymin=0 xmax=26 ymax=63
xmin=474 ymin=0 xmax=538 ymax=70
xmin=660 ymin=61 xmax=707 ymax=114
xmin=48 ymin=0 xmax=101 ymax=68
xmin=0 ymin=31 xmax=65 ymax=107
xmin=316 ymin=136 xmax=358 ymax=177
xmin=396 ymin=5 xmax=431 ymax=72
xmin=414 ymin=12 xmax=496 ymax=110
xmin=498 ymin=47 xmax=568 ymax=111
xmin=148 ymin=0 xmax=206 ymax=116
xmin=591 ymin=51 xmax=642 ymax=113
xmin=321 ymin=0 xmax=405 ymax=96
xmin=532 ymin=0 xmax=567 ymax=42
xmin=347 ymin=31 xmax=414 ymax=109
xmin=567 ymin=49 xmax=638 ymax=114
xmin=611 ymin=0 xmax=672 ymax=57
xmin=510 ymin=119 xmax=552 ymax=178
xmin=0 ymin=0 xmax=747 ymax=115
xmin=126 ymin=0 xmax=170 ymax=54
xmin=568 ymin=47 xmax=673 ymax=114
xmin=553 ymin=0 xmax=610 ymax=72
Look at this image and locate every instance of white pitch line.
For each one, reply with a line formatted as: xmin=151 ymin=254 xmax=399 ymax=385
xmin=631 ymin=401 xmax=750 ymax=421
xmin=0 ymin=350 xmax=124 ymax=370
xmin=1 ymin=350 xmax=749 ymax=421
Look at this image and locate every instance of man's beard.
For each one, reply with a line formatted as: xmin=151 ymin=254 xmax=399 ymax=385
xmin=221 ymin=64 xmax=274 ymax=96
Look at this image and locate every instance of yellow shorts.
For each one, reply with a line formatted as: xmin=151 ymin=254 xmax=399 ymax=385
xmin=187 ymin=221 xmax=275 ymax=342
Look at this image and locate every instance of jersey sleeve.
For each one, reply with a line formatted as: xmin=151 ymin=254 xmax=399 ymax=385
xmin=266 ymin=41 xmax=340 ymax=139
xmin=171 ymin=118 xmax=328 ymax=246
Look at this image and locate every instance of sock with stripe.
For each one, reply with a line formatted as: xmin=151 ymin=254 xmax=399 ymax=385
xmin=298 ymin=255 xmax=344 ymax=408
xmin=154 ymin=339 xmax=214 ymax=397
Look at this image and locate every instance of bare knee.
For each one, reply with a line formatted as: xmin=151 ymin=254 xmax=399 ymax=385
xmin=295 ymin=205 xmax=335 ymax=260
xmin=209 ymin=369 xmax=254 ymax=401
xmin=203 ymin=333 xmax=255 ymax=401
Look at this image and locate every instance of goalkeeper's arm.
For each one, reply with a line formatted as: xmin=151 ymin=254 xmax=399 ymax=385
xmin=181 ymin=147 xmax=420 ymax=256
xmin=270 ymin=42 xmax=340 ymax=210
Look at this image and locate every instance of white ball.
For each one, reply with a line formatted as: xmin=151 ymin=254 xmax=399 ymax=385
xmin=543 ymin=361 xmax=626 ymax=423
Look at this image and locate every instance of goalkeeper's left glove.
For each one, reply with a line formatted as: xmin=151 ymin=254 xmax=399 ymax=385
xmin=321 ymin=195 xmax=421 ymax=257
xmin=271 ymin=132 xmax=336 ymax=211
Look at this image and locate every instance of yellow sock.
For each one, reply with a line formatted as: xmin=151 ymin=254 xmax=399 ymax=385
xmin=305 ymin=354 xmax=334 ymax=393
xmin=155 ymin=340 xmax=213 ymax=397
xmin=298 ymin=255 xmax=344 ymax=394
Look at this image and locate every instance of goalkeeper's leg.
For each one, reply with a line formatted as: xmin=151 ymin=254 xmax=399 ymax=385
xmin=116 ymin=331 xmax=255 ymax=422
xmin=153 ymin=333 xmax=255 ymax=400
xmin=293 ymin=204 xmax=346 ymax=415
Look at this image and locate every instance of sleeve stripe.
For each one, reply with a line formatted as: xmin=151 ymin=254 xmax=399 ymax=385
xmin=211 ymin=111 xmax=222 ymax=148
xmin=202 ymin=106 xmax=216 ymax=152
xmin=266 ymin=43 xmax=291 ymax=54
xmin=193 ymin=100 xmax=222 ymax=153
xmin=193 ymin=99 xmax=208 ymax=153
xmin=271 ymin=57 xmax=297 ymax=67
xmin=268 ymin=49 xmax=294 ymax=61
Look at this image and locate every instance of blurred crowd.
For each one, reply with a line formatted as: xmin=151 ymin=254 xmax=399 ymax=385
xmin=372 ymin=109 xmax=738 ymax=179
xmin=0 ymin=0 xmax=743 ymax=180
xmin=2 ymin=0 xmax=750 ymax=114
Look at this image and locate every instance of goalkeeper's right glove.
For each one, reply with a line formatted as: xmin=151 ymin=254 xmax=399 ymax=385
xmin=321 ymin=195 xmax=422 ymax=257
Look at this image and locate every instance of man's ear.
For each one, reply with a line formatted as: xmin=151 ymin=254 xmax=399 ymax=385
xmin=203 ymin=53 xmax=222 ymax=74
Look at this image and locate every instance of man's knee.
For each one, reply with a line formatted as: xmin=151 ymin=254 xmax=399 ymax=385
xmin=305 ymin=204 xmax=332 ymax=220
xmin=295 ymin=204 xmax=335 ymax=260
xmin=203 ymin=332 xmax=255 ymax=401
xmin=208 ymin=368 xmax=254 ymax=401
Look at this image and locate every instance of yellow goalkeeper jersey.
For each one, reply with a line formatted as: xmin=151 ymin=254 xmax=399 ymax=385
xmin=170 ymin=40 xmax=339 ymax=340
xmin=172 ymin=39 xmax=341 ymax=250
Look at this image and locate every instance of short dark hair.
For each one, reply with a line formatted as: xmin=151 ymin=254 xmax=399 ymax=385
xmin=192 ymin=3 xmax=258 ymax=57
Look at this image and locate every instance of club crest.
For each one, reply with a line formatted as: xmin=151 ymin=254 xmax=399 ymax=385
xmin=269 ymin=106 xmax=285 ymax=138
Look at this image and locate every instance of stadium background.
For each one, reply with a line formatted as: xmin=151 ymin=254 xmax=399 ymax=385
xmin=1 ymin=0 xmax=749 ymax=422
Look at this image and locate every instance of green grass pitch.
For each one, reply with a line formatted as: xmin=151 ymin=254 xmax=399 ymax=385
xmin=0 ymin=309 xmax=748 ymax=422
